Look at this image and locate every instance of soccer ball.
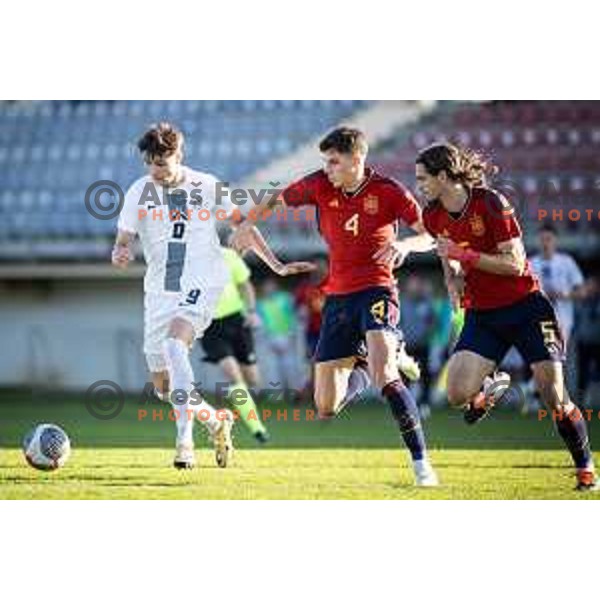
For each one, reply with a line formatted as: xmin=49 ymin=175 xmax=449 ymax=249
xmin=23 ymin=423 xmax=71 ymax=471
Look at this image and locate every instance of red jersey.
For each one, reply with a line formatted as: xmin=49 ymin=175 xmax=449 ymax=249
xmin=282 ymin=168 xmax=420 ymax=295
xmin=422 ymin=186 xmax=539 ymax=310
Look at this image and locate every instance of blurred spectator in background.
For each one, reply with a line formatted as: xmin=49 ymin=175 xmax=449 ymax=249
xmin=400 ymin=274 xmax=437 ymax=418
xmin=527 ymin=223 xmax=587 ymax=409
xmin=531 ymin=223 xmax=587 ymax=344
xmin=295 ymin=259 xmax=327 ymax=359
xmin=576 ymin=277 xmax=600 ymax=405
xmin=257 ymin=279 xmax=300 ymax=397
xmin=429 ymin=292 xmax=453 ymax=381
xmin=294 ymin=258 xmax=327 ymax=400
xmin=432 ymin=305 xmax=465 ymax=407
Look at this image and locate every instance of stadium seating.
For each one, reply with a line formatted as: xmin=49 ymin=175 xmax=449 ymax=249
xmin=0 ymin=100 xmax=369 ymax=256
xmin=371 ymin=101 xmax=600 ymax=252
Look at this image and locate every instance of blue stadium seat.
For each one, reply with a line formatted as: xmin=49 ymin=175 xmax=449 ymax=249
xmin=371 ymin=100 xmax=600 ymax=241
xmin=0 ymin=99 xmax=370 ymax=254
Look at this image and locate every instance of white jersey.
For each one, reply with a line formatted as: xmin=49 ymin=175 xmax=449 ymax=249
xmin=531 ymin=251 xmax=584 ymax=336
xmin=118 ymin=166 xmax=230 ymax=295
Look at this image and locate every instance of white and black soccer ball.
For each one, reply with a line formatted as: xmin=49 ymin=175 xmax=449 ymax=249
xmin=23 ymin=424 xmax=71 ymax=471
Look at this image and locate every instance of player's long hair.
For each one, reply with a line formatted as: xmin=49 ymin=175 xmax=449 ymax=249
xmin=416 ymin=143 xmax=497 ymax=187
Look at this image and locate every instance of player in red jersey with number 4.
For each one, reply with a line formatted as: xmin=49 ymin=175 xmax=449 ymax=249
xmin=232 ymin=128 xmax=438 ymax=487
xmin=416 ymin=143 xmax=596 ymax=491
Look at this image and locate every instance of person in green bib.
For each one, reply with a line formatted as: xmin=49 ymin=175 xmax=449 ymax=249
xmin=200 ymin=246 xmax=270 ymax=443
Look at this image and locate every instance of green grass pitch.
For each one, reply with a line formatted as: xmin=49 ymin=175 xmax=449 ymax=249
xmin=0 ymin=390 xmax=598 ymax=499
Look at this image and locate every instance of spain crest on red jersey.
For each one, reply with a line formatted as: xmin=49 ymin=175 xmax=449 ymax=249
xmin=363 ymin=194 xmax=379 ymax=215
xmin=469 ymin=214 xmax=485 ymax=236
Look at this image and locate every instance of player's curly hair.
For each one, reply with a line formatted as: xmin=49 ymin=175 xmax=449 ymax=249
xmin=138 ymin=122 xmax=184 ymax=162
xmin=416 ymin=143 xmax=497 ymax=187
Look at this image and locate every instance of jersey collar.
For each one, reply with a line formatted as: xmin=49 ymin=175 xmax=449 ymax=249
xmin=341 ymin=167 xmax=374 ymax=199
xmin=444 ymin=186 xmax=473 ymax=222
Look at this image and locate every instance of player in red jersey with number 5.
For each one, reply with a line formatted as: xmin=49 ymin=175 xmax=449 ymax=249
xmin=232 ymin=128 xmax=438 ymax=486
xmin=416 ymin=143 xmax=596 ymax=491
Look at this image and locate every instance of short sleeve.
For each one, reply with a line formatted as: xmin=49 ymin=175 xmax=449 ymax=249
xmin=390 ymin=181 xmax=421 ymax=227
xmin=228 ymin=249 xmax=251 ymax=284
xmin=282 ymin=171 xmax=321 ymax=207
xmin=485 ymin=190 xmax=522 ymax=244
xmin=117 ymin=180 xmax=144 ymax=234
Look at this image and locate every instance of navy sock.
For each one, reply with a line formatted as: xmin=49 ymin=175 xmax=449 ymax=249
xmin=382 ymin=379 xmax=427 ymax=461
xmin=555 ymin=407 xmax=593 ymax=469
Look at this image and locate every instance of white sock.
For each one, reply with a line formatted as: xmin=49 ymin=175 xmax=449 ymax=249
xmin=154 ymin=388 xmax=169 ymax=403
xmin=163 ymin=338 xmax=218 ymax=445
xmin=345 ymin=364 xmax=371 ymax=402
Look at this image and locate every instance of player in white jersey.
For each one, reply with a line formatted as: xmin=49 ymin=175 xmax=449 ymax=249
xmin=531 ymin=223 xmax=586 ymax=343
xmin=112 ymin=122 xmax=314 ymax=469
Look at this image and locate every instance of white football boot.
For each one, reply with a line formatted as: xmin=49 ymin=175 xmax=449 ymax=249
xmin=173 ymin=443 xmax=195 ymax=470
xmin=464 ymin=371 xmax=511 ymax=425
xmin=413 ymin=458 xmax=439 ymax=487
xmin=397 ymin=343 xmax=421 ymax=382
xmin=210 ymin=409 xmax=235 ymax=468
xmin=484 ymin=371 xmax=511 ymax=403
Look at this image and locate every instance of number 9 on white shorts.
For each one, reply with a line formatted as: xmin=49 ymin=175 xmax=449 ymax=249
xmin=143 ymin=286 xmax=221 ymax=373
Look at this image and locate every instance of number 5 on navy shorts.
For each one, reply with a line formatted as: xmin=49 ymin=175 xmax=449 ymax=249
xmin=454 ymin=291 xmax=565 ymax=365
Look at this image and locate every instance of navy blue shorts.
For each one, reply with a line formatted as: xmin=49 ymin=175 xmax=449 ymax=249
xmin=305 ymin=331 xmax=320 ymax=359
xmin=454 ymin=291 xmax=565 ymax=365
xmin=315 ymin=286 xmax=399 ymax=363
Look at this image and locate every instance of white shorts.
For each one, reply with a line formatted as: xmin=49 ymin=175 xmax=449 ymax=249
xmin=144 ymin=286 xmax=223 ymax=373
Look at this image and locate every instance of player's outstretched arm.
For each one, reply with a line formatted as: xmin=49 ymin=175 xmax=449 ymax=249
xmin=372 ymin=221 xmax=435 ymax=267
xmin=111 ymin=230 xmax=134 ymax=269
xmin=230 ymin=222 xmax=315 ymax=277
xmin=402 ymin=221 xmax=436 ymax=253
xmin=229 ymin=190 xmax=284 ymax=253
xmin=438 ymin=250 xmax=464 ymax=312
xmin=437 ymin=236 xmax=526 ymax=277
